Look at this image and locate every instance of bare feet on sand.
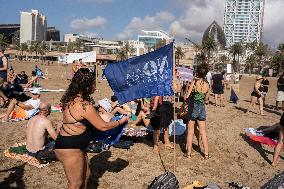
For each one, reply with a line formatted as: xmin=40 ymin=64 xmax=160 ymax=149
xmin=152 ymin=145 xmax=159 ymax=154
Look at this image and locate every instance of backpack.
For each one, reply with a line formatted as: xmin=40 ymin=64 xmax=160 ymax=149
xmin=148 ymin=171 xmax=179 ymax=189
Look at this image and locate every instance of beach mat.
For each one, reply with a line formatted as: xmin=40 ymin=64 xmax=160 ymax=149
xmin=4 ymin=143 xmax=49 ymax=168
xmin=24 ymin=88 xmax=65 ymax=93
xmin=261 ymin=171 xmax=284 ymax=189
xmin=245 ymin=128 xmax=284 ymax=148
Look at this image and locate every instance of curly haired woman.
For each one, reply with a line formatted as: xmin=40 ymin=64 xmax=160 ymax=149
xmin=54 ymin=68 xmax=128 ymax=189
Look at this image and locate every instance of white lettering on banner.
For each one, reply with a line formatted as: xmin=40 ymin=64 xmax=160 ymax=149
xmin=125 ymin=56 xmax=170 ymax=87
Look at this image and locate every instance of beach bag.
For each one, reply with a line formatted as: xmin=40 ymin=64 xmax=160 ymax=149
xmin=177 ymin=101 xmax=188 ymax=119
xmin=148 ymin=171 xmax=179 ymax=189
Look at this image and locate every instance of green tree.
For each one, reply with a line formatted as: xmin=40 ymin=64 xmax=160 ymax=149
xmin=0 ymin=34 xmax=8 ymax=46
xmin=202 ymin=36 xmax=217 ymax=63
xmin=175 ymin=46 xmax=185 ymax=66
xmin=271 ymin=43 xmax=284 ymax=75
xmin=245 ymin=54 xmax=257 ymax=74
xmin=155 ymin=39 xmax=166 ymax=50
xmin=19 ymin=43 xmax=28 ymax=60
xmin=39 ymin=42 xmax=48 ymax=62
xmin=229 ymin=42 xmax=244 ymax=72
xmin=254 ymin=42 xmax=268 ymax=68
xmin=116 ymin=42 xmax=135 ymax=61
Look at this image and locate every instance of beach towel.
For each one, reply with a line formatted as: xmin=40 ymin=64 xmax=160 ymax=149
xmin=8 ymin=109 xmax=39 ymax=122
xmin=4 ymin=143 xmax=50 ymax=168
xmin=122 ymin=126 xmax=149 ymax=137
xmin=24 ymin=88 xmax=65 ymax=93
xmin=92 ymin=115 xmax=127 ymax=151
xmin=245 ymin=128 xmax=284 ymax=148
xmin=51 ymin=104 xmax=62 ymax=113
xmin=230 ymin=88 xmax=239 ymax=104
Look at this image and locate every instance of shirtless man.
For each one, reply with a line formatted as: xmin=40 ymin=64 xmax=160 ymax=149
xmin=26 ymin=102 xmax=58 ymax=156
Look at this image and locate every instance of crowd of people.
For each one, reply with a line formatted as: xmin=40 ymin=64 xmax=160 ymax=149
xmin=1 ymin=44 xmax=284 ymax=188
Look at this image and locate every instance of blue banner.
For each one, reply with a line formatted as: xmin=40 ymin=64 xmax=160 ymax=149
xmin=104 ymin=42 xmax=174 ymax=104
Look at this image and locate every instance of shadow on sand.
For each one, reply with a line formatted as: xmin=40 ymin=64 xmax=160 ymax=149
xmin=87 ymin=151 xmax=129 ymax=189
xmin=0 ymin=163 xmax=26 ymax=189
xmin=240 ymin=133 xmax=273 ymax=164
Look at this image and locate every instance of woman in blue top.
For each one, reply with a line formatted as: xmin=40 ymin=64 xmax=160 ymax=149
xmin=184 ymin=64 xmax=210 ymax=159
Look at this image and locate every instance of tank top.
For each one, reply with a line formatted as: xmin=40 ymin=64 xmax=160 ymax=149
xmin=0 ymin=56 xmax=7 ymax=80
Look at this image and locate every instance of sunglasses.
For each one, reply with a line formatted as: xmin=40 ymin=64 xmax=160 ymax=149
xmin=32 ymin=93 xmax=39 ymax=95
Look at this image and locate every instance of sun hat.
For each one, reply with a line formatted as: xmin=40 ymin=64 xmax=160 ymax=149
xmin=98 ymin=98 xmax=112 ymax=112
xmin=256 ymin=75 xmax=263 ymax=80
xmin=31 ymin=88 xmax=41 ymax=95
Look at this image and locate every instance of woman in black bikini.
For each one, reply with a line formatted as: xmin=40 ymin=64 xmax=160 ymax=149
xmin=246 ymin=75 xmax=264 ymax=116
xmin=54 ymin=68 xmax=128 ymax=189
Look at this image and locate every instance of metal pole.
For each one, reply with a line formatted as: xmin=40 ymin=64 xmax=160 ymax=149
xmin=172 ymin=41 xmax=176 ymax=173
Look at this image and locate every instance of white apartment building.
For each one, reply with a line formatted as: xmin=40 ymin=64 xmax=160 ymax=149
xmin=223 ymin=0 xmax=265 ymax=47
xmin=64 ymin=34 xmax=79 ymax=43
xmin=20 ymin=9 xmax=47 ymax=44
xmin=127 ymin=40 xmax=146 ymax=56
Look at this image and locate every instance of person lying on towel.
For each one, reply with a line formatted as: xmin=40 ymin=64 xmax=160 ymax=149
xmin=26 ymin=102 xmax=58 ymax=160
xmin=0 ymin=88 xmax=41 ymax=122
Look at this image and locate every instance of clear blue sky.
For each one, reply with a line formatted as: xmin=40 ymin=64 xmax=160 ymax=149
xmin=0 ymin=0 xmax=283 ymax=47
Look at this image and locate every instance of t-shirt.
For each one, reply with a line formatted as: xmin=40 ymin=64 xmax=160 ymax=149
xmin=212 ymin=74 xmax=224 ymax=87
xmin=206 ymin=72 xmax=212 ymax=85
xmin=277 ymin=77 xmax=284 ymax=92
xmin=261 ymin=79 xmax=269 ymax=93
xmin=24 ymin=98 xmax=40 ymax=117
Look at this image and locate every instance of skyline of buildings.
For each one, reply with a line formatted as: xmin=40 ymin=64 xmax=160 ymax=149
xmin=20 ymin=9 xmax=47 ymax=44
xmin=223 ymin=0 xmax=265 ymax=47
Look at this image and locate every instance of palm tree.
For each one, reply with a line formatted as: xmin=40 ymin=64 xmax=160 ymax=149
xmin=19 ymin=43 xmax=28 ymax=60
xmin=245 ymin=54 xmax=257 ymax=74
xmin=254 ymin=42 xmax=268 ymax=72
xmin=175 ymin=46 xmax=185 ymax=66
xmin=0 ymin=34 xmax=8 ymax=46
xmin=271 ymin=43 xmax=284 ymax=75
xmin=116 ymin=42 xmax=135 ymax=61
xmin=229 ymin=42 xmax=244 ymax=72
xmin=220 ymin=54 xmax=229 ymax=65
xmin=202 ymin=37 xmax=217 ymax=64
xmin=195 ymin=52 xmax=206 ymax=65
xmin=155 ymin=39 xmax=166 ymax=50
xmin=39 ymin=42 xmax=48 ymax=62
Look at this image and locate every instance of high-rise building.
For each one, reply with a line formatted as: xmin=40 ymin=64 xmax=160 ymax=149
xmin=20 ymin=9 xmax=47 ymax=44
xmin=46 ymin=27 xmax=60 ymax=41
xmin=223 ymin=0 xmax=265 ymax=47
xmin=138 ymin=30 xmax=172 ymax=49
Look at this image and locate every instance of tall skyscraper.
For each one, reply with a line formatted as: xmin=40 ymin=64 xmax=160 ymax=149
xmin=20 ymin=9 xmax=47 ymax=44
xmin=223 ymin=0 xmax=265 ymax=47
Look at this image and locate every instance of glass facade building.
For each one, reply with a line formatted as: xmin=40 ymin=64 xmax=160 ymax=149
xmin=138 ymin=30 xmax=172 ymax=49
xmin=223 ymin=0 xmax=265 ymax=47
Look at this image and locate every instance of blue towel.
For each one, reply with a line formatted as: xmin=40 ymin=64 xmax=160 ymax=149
xmin=92 ymin=115 xmax=127 ymax=150
xmin=230 ymin=88 xmax=239 ymax=104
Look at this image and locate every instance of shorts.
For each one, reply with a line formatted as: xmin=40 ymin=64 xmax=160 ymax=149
xmin=262 ymin=92 xmax=268 ymax=97
xmin=11 ymin=107 xmax=26 ymax=119
xmin=188 ymin=102 xmax=206 ymax=121
xmin=251 ymin=91 xmax=261 ymax=99
xmin=212 ymin=85 xmax=224 ymax=94
xmin=277 ymin=91 xmax=284 ymax=102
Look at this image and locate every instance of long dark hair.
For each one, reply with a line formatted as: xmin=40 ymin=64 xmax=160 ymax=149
xmin=61 ymin=68 xmax=95 ymax=110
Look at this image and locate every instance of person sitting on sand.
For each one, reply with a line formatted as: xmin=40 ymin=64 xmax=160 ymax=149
xmin=7 ymin=68 xmax=16 ymax=84
xmin=110 ymin=95 xmax=132 ymax=118
xmin=130 ymin=98 xmax=151 ymax=127
xmin=15 ymin=71 xmax=28 ymax=84
xmin=97 ymin=98 xmax=114 ymax=122
xmin=24 ymin=71 xmax=39 ymax=88
xmin=26 ymin=102 xmax=58 ymax=157
xmin=272 ymin=112 xmax=284 ymax=166
xmin=246 ymin=75 xmax=264 ymax=116
xmin=0 ymin=88 xmax=41 ymax=121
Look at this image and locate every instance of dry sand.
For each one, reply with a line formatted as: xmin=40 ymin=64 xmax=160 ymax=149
xmin=0 ymin=60 xmax=283 ymax=189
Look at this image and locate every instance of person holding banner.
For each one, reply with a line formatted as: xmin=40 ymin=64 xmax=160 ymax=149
xmin=184 ymin=64 xmax=210 ymax=159
xmin=54 ymin=68 xmax=128 ymax=189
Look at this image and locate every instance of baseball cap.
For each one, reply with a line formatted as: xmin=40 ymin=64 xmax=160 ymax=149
xmin=31 ymin=88 xmax=40 ymax=95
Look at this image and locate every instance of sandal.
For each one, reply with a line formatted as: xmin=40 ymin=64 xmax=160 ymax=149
xmin=204 ymin=154 xmax=211 ymax=160
xmin=183 ymin=152 xmax=192 ymax=158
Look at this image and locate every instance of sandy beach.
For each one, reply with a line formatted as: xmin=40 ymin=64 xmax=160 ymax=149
xmin=0 ymin=60 xmax=283 ymax=189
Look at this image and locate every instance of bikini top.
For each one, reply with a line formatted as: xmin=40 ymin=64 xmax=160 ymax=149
xmin=62 ymin=107 xmax=93 ymax=135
